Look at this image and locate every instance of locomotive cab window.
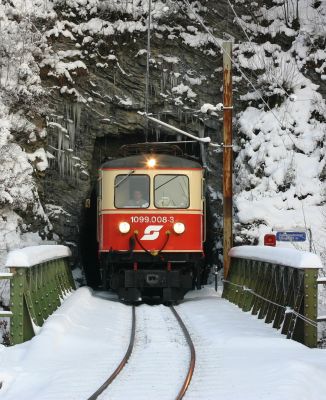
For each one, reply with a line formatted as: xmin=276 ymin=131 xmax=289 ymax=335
xmin=115 ymin=174 xmax=150 ymax=208
xmin=154 ymin=175 xmax=189 ymax=208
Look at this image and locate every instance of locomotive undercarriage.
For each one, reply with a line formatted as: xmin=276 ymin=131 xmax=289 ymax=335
xmin=100 ymin=252 xmax=204 ymax=302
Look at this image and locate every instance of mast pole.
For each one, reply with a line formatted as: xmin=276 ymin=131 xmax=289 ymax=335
xmin=222 ymin=41 xmax=233 ymax=279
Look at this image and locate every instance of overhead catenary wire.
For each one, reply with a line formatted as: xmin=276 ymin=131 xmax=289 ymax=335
xmin=182 ymin=0 xmax=318 ymax=243
xmin=225 ymin=0 xmax=319 ymax=256
xmin=228 ymin=0 xmax=326 ymax=107
xmin=144 ymin=0 xmax=152 ymax=142
xmin=180 ymin=0 xmax=297 ymax=188
xmin=139 ymin=1 xmax=240 ymax=149
xmin=225 ymin=0 xmax=322 ymax=246
xmin=181 ymin=0 xmax=296 ymax=147
xmin=178 ymin=0 xmax=321 ymax=258
xmin=142 ymin=1 xmax=298 ymax=153
xmin=226 ymin=0 xmax=294 ymax=99
xmin=226 ymin=0 xmax=315 ymax=161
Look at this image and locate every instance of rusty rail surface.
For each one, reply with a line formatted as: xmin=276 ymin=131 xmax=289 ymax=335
xmin=87 ymin=305 xmax=136 ymax=400
xmin=170 ymin=305 xmax=196 ymax=400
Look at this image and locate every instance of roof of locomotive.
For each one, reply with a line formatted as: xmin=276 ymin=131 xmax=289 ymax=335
xmin=100 ymin=153 xmax=202 ymax=169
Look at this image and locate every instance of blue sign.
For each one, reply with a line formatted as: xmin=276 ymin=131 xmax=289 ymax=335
xmin=276 ymin=231 xmax=306 ymax=242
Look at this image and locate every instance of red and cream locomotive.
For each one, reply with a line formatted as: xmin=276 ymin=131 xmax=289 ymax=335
xmin=97 ymin=144 xmax=206 ymax=302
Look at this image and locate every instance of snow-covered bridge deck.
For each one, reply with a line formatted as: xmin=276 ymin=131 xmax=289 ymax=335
xmin=0 ymin=287 xmax=325 ymax=400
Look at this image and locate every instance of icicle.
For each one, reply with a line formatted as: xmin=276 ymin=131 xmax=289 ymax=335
xmin=49 ymin=100 xmax=84 ymax=181
xmin=162 ymin=69 xmax=168 ymax=91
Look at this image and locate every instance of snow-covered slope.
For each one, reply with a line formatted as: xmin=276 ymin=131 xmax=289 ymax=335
xmin=233 ymin=1 xmax=326 ymax=265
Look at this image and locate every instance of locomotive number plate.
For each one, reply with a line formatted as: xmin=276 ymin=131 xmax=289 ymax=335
xmin=130 ymin=216 xmax=175 ymax=223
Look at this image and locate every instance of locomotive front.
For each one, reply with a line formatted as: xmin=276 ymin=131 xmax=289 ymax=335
xmin=97 ymin=153 xmax=205 ymax=302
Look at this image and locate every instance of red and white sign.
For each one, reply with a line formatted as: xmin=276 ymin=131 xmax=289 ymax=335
xmin=140 ymin=225 xmax=163 ymax=241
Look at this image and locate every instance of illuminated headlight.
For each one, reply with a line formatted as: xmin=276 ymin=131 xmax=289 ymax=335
xmin=173 ymin=222 xmax=185 ymax=234
xmin=119 ymin=222 xmax=130 ymax=233
xmin=147 ymin=158 xmax=156 ymax=168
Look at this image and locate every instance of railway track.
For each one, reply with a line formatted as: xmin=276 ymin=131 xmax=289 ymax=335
xmin=170 ymin=305 xmax=196 ymax=400
xmin=88 ymin=306 xmax=136 ymax=400
xmin=87 ymin=304 xmax=195 ymax=400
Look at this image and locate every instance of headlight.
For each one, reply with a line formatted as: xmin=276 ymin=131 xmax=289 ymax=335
xmin=147 ymin=158 xmax=156 ymax=168
xmin=119 ymin=221 xmax=130 ymax=233
xmin=173 ymin=222 xmax=185 ymax=234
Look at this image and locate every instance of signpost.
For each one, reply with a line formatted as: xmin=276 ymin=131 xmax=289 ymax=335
xmin=276 ymin=231 xmax=307 ymax=242
xmin=223 ymin=41 xmax=233 ymax=279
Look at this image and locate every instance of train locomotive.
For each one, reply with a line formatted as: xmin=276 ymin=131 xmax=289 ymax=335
xmin=97 ymin=144 xmax=206 ymax=302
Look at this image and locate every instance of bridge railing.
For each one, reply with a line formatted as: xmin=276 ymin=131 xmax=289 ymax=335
xmin=0 ymin=245 xmax=75 ymax=345
xmin=222 ymin=246 xmax=322 ymax=348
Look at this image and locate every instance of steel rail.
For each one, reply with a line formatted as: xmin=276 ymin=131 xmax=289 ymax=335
xmin=87 ymin=305 xmax=136 ymax=400
xmin=170 ymin=305 xmax=196 ymax=400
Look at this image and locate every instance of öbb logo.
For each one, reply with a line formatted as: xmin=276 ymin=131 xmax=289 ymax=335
xmin=140 ymin=225 xmax=163 ymax=241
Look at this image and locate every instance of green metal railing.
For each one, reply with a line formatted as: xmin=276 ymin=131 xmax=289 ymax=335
xmin=0 ymin=257 xmax=75 ymax=345
xmin=223 ymin=256 xmax=319 ymax=348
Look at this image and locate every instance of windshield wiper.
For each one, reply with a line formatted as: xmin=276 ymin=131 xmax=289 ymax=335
xmin=114 ymin=170 xmax=135 ymax=188
xmin=155 ymin=175 xmax=179 ymax=191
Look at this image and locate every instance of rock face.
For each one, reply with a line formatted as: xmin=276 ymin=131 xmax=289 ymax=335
xmin=2 ymin=0 xmax=325 ymax=292
xmin=41 ymin=0 xmax=246 ymax=274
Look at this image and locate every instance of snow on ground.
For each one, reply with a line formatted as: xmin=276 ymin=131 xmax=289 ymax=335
xmin=181 ymin=287 xmax=326 ymax=400
xmin=0 ymin=286 xmax=325 ymax=400
xmin=0 ymin=288 xmax=132 ymax=400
